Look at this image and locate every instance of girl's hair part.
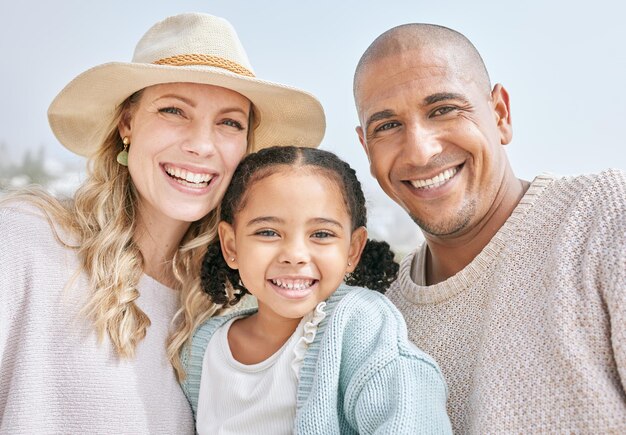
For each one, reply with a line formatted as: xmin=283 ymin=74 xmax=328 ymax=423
xmin=200 ymin=146 xmax=399 ymax=306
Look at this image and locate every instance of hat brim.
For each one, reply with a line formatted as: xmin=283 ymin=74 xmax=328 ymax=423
xmin=48 ymin=62 xmax=326 ymax=156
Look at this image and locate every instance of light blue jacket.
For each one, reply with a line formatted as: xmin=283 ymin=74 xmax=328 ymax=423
xmin=181 ymin=285 xmax=452 ymax=434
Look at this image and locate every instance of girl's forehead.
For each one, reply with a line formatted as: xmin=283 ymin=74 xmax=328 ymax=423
xmin=251 ymin=168 xmax=341 ymax=194
xmin=240 ymin=169 xmax=349 ymax=216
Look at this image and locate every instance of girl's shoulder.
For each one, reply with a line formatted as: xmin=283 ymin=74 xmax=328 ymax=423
xmin=180 ymin=307 xmax=257 ymax=415
xmin=329 ymin=284 xmax=403 ymax=325
xmin=326 ymin=285 xmax=439 ymax=364
xmin=193 ymin=308 xmax=257 ymax=342
xmin=182 ymin=308 xmax=257 ymax=373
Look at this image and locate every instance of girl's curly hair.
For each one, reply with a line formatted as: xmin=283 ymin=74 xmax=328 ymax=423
xmin=200 ymin=146 xmax=399 ymax=307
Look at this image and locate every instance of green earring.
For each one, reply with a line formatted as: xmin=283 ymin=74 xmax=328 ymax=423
xmin=117 ymin=137 xmax=129 ymax=166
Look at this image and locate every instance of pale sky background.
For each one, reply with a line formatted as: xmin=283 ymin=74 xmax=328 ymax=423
xmin=1 ymin=0 xmax=625 ymax=250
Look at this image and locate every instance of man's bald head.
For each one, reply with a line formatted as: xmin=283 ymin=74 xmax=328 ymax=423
xmin=353 ymin=24 xmax=491 ymax=98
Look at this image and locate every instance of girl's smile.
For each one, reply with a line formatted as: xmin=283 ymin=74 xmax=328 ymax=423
xmin=267 ymin=276 xmax=319 ymax=300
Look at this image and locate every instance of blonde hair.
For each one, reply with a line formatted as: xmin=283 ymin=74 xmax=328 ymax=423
xmin=2 ymin=91 xmax=256 ymax=379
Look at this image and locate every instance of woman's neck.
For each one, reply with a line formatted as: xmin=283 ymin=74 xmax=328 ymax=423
xmin=134 ymin=208 xmax=190 ymax=289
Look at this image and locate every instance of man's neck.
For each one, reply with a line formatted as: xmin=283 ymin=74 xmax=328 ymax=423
xmin=424 ymin=176 xmax=530 ymax=285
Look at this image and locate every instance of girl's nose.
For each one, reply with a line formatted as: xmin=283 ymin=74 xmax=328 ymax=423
xmin=278 ymin=238 xmax=311 ymax=265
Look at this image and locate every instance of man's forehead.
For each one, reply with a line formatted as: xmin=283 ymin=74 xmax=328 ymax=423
xmin=356 ymin=56 xmax=471 ymax=108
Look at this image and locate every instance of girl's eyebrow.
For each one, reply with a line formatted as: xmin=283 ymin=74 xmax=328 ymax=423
xmin=247 ymin=216 xmax=282 ymax=226
xmin=246 ymin=216 xmax=344 ymax=228
xmin=309 ymin=217 xmax=343 ymax=228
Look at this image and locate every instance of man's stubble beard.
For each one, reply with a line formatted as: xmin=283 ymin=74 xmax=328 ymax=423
xmin=410 ymin=199 xmax=477 ymax=238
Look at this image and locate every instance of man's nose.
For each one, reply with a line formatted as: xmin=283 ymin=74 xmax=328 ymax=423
xmin=404 ymin=123 xmax=443 ymax=166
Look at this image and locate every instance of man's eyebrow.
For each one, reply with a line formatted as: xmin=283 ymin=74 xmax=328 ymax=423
xmin=424 ymin=92 xmax=470 ymax=105
xmin=365 ymin=109 xmax=396 ymax=130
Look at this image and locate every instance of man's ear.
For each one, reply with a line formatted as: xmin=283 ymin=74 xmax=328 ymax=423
xmin=218 ymin=221 xmax=238 ymax=270
xmin=491 ymin=83 xmax=512 ymax=145
xmin=346 ymin=226 xmax=368 ymax=273
xmin=356 ymin=126 xmax=372 ymax=163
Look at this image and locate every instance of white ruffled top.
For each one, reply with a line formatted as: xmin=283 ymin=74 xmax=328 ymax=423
xmin=291 ymin=301 xmax=327 ymax=379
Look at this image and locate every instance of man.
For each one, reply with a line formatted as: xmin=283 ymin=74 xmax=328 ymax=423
xmin=353 ymin=24 xmax=625 ymax=433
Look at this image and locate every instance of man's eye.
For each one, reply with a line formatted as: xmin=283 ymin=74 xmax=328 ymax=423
xmin=375 ymin=121 xmax=400 ymax=132
xmin=222 ymin=119 xmax=244 ymax=130
xmin=159 ymin=107 xmax=183 ymax=115
xmin=432 ymin=106 xmax=456 ymax=117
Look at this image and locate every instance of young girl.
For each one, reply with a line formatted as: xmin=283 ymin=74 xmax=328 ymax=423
xmin=181 ymin=146 xmax=452 ymax=434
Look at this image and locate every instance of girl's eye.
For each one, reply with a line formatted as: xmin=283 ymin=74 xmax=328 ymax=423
xmin=312 ymin=231 xmax=334 ymax=239
xmin=431 ymin=106 xmax=456 ymax=117
xmin=222 ymin=119 xmax=245 ymax=131
xmin=255 ymin=229 xmax=278 ymax=237
xmin=374 ymin=121 xmax=401 ymax=133
xmin=159 ymin=107 xmax=183 ymax=116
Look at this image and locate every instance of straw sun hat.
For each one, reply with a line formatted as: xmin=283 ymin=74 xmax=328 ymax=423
xmin=48 ymin=13 xmax=326 ymax=156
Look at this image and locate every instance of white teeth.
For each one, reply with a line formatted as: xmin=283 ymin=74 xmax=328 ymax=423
xmin=164 ymin=165 xmax=213 ymax=186
xmin=271 ymin=279 xmax=314 ymax=290
xmin=410 ymin=167 xmax=458 ymax=189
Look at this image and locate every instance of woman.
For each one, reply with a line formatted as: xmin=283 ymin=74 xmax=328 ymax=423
xmin=0 ymin=12 xmax=324 ymax=434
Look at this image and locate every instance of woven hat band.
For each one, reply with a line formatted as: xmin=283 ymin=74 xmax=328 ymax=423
xmin=153 ymin=54 xmax=255 ymax=77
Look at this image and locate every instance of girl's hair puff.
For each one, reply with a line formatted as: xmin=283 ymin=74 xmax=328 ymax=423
xmin=200 ymin=146 xmax=398 ymax=307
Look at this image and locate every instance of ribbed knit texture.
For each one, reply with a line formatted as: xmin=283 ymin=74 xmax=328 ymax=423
xmin=182 ymin=285 xmax=452 ymax=434
xmin=387 ymin=170 xmax=626 ymax=434
xmin=0 ymin=203 xmax=194 ymax=434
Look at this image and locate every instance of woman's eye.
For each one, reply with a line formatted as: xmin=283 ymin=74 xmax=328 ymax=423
xmin=255 ymin=229 xmax=278 ymax=237
xmin=374 ymin=121 xmax=400 ymax=132
xmin=222 ymin=119 xmax=244 ymax=130
xmin=159 ymin=107 xmax=183 ymax=116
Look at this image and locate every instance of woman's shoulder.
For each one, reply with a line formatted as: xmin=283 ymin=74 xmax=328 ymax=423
xmin=0 ymin=200 xmax=58 ymax=241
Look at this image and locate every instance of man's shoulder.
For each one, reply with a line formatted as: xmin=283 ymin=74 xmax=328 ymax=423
xmin=551 ymin=168 xmax=625 ymax=198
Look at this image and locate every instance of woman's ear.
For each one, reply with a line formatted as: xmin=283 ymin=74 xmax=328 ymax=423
xmin=346 ymin=226 xmax=368 ymax=273
xmin=117 ymin=107 xmax=133 ymax=140
xmin=218 ymin=221 xmax=238 ymax=270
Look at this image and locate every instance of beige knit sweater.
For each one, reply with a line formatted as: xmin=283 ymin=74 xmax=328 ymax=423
xmin=387 ymin=170 xmax=626 ymax=434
